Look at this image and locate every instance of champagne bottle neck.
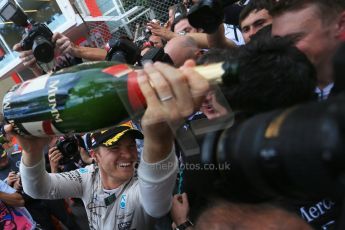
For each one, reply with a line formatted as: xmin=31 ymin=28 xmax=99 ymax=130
xmin=191 ymin=61 xmax=239 ymax=85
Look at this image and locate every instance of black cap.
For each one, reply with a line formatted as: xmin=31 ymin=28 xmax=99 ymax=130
xmin=91 ymin=122 xmax=143 ymax=149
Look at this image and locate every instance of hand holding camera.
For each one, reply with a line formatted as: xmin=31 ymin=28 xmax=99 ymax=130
xmin=55 ymin=136 xmax=80 ymax=165
xmin=7 ymin=171 xmax=22 ymax=191
xmin=0 ymin=1 xmax=55 ymax=64
xmin=13 ymin=172 xmax=22 ymax=191
xmin=52 ymin=32 xmax=74 ymax=56
xmin=12 ymin=43 xmax=37 ymax=68
xmin=48 ymin=146 xmax=63 ymax=173
xmin=7 ymin=171 xmax=19 ymax=187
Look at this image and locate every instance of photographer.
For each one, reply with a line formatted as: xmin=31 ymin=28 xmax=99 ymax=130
xmin=13 ymin=32 xmax=106 ymax=76
xmin=46 ymin=135 xmax=92 ymax=173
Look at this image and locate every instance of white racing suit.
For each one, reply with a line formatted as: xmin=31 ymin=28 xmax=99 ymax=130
xmin=20 ymin=148 xmax=178 ymax=230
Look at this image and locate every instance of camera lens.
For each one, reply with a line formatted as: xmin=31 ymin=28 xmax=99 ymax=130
xmin=32 ymin=36 xmax=54 ymax=63
xmin=110 ymin=51 xmax=127 ymax=63
xmin=64 ymin=142 xmax=78 ymax=154
xmin=187 ymin=0 xmax=224 ymax=33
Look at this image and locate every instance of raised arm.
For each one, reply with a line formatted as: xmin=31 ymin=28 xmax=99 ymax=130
xmin=206 ymin=24 xmax=237 ymax=49
xmin=52 ymin=32 xmax=107 ymax=61
xmin=137 ymin=60 xmax=209 ymax=217
xmin=3 ymin=127 xmax=84 ymax=200
xmin=184 ymin=28 xmax=238 ymax=50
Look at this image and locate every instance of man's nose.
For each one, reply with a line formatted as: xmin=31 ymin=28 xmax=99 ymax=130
xmin=119 ymin=147 xmax=133 ymax=158
xmin=248 ymin=28 xmax=257 ymax=39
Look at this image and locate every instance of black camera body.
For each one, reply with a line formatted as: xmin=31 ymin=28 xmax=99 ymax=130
xmin=0 ymin=1 xmax=54 ymax=63
xmin=56 ymin=136 xmax=79 ymax=165
xmin=139 ymin=47 xmax=174 ymax=66
xmin=105 ymin=38 xmax=141 ymax=64
xmin=105 ymin=38 xmax=174 ymax=66
xmin=134 ymin=28 xmax=152 ymax=50
xmin=21 ymin=22 xmax=55 ymax=63
xmin=187 ymin=0 xmax=241 ymax=33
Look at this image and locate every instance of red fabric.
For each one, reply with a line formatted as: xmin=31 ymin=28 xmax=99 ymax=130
xmin=84 ymin=0 xmax=102 ymax=16
xmin=11 ymin=72 xmax=22 ymax=84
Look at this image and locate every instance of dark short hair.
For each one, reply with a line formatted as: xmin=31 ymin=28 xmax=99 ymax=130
xmin=269 ymin=0 xmax=345 ymax=23
xmin=171 ymin=15 xmax=188 ymax=32
xmin=196 ymin=47 xmax=239 ymax=65
xmin=239 ymin=0 xmax=273 ymax=26
xmin=221 ymin=35 xmax=317 ymax=113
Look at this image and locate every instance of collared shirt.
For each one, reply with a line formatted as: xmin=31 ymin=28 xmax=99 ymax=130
xmin=315 ymin=83 xmax=334 ymax=101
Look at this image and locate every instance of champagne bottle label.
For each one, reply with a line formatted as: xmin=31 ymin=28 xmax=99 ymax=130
xmin=102 ymin=64 xmax=146 ymax=114
xmin=2 ymin=61 xmax=154 ymax=137
xmin=3 ymin=73 xmax=80 ymax=136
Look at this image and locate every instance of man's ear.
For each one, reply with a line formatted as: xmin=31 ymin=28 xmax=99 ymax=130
xmin=92 ymin=149 xmax=100 ymax=163
xmin=335 ymin=11 xmax=345 ymax=39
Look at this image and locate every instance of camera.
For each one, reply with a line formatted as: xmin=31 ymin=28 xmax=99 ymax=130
xmin=134 ymin=28 xmax=152 ymax=50
xmin=187 ymin=0 xmax=241 ymax=33
xmin=0 ymin=1 xmax=54 ymax=63
xmin=56 ymin=136 xmax=79 ymax=165
xmin=105 ymin=38 xmax=141 ymax=65
xmin=21 ymin=23 xmax=54 ymax=63
xmin=105 ymin=38 xmax=174 ymax=66
xmin=139 ymin=47 xmax=174 ymax=66
xmin=184 ymin=95 xmax=345 ymax=203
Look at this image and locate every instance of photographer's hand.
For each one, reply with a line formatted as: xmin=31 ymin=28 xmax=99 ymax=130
xmin=4 ymin=124 xmax=50 ymax=167
xmin=48 ymin=146 xmax=63 ymax=173
xmin=13 ymin=176 xmax=23 ymax=191
xmin=147 ymin=21 xmax=176 ymax=41
xmin=13 ymin=43 xmax=43 ymax=77
xmin=52 ymin=32 xmax=73 ymax=56
xmin=52 ymin=32 xmax=107 ymax=61
xmin=6 ymin=171 xmax=18 ymax=187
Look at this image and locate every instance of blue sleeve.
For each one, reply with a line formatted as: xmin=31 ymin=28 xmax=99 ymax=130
xmin=0 ymin=180 xmax=16 ymax=194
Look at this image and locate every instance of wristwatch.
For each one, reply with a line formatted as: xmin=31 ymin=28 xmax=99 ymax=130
xmin=176 ymin=219 xmax=193 ymax=230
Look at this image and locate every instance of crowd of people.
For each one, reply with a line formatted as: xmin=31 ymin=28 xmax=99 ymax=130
xmin=1 ymin=0 xmax=345 ymax=229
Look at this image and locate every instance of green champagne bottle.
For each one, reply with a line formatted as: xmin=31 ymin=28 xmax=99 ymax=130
xmin=1 ymin=61 xmax=231 ymax=137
